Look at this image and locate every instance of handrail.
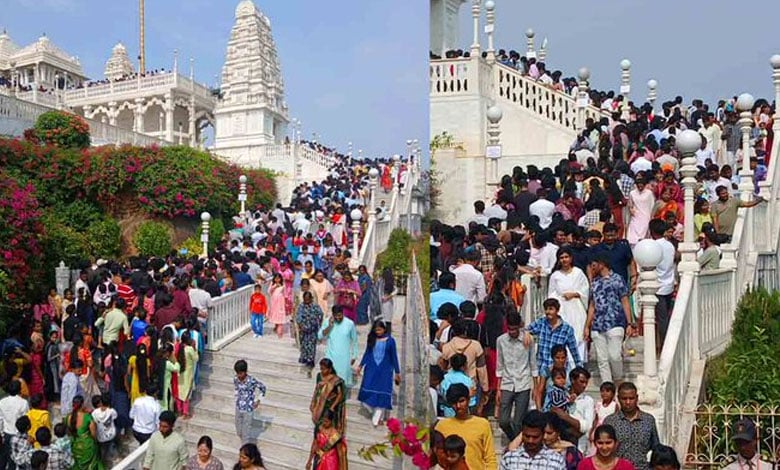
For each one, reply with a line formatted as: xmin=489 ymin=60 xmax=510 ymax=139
xmin=206 ymin=284 xmax=254 ymax=351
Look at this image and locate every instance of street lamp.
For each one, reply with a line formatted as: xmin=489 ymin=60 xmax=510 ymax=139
xmin=633 ymin=238 xmax=662 ymax=378
xmin=350 ymin=208 xmax=363 ymax=261
xmin=200 ymin=212 xmax=211 ymax=258
xmin=577 ymin=67 xmax=590 ymax=129
xmin=238 ymin=174 xmax=247 ymax=217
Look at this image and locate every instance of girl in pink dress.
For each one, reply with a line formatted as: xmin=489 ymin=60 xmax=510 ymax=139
xmin=588 ymin=382 xmax=619 ymax=456
xmin=267 ymin=273 xmax=288 ymax=338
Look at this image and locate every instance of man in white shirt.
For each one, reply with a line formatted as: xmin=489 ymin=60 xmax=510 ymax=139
xmin=549 ymin=367 xmax=594 ymax=453
xmin=695 ymin=136 xmax=716 ymax=168
xmin=528 ymin=188 xmax=555 ymax=229
xmin=649 ymin=219 xmax=676 ymax=346
xmin=450 ymin=250 xmax=486 ymax=304
xmin=0 ymin=379 xmax=29 ymax=459
xmin=293 ymin=213 xmax=312 ymax=234
xmin=130 ymin=384 xmax=162 ymax=444
xmin=483 ymin=198 xmax=508 ymax=221
xmin=467 ymin=200 xmax=490 ymax=227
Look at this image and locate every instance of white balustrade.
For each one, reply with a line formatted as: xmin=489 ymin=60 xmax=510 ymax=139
xmin=113 ymin=440 xmax=149 ymax=470
xmin=205 ymin=284 xmax=254 ymax=351
xmin=519 ymin=274 xmax=548 ymax=327
xmin=696 ymin=269 xmax=735 ymax=358
xmin=658 ymin=273 xmax=698 ymax=458
xmin=429 ymin=59 xmax=473 ymax=96
xmin=494 ymin=63 xmax=605 ymax=131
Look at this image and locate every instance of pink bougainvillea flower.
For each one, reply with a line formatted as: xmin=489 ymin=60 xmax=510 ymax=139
xmin=386 ymin=417 xmax=402 ymax=435
xmin=402 ymin=424 xmax=419 ymax=443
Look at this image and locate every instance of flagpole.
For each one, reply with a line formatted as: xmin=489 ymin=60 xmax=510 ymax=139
xmin=139 ymin=0 xmax=145 ymax=73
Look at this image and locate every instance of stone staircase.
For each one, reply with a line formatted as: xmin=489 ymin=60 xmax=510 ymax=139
xmin=181 ymin=318 xmax=401 ymax=469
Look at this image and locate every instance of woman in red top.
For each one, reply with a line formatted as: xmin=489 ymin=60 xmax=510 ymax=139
xmin=577 ymin=424 xmax=636 ymax=470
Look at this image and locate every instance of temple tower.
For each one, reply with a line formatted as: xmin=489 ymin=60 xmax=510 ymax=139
xmin=104 ymin=42 xmax=135 ymax=80
xmin=430 ymin=0 xmax=467 ymax=57
xmin=213 ymin=0 xmax=289 ymax=158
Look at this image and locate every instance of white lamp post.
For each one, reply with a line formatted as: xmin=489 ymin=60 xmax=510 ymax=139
xmin=486 ymin=105 xmax=503 ymax=196
xmin=633 ymin=239 xmax=662 ymax=378
xmin=485 ymin=0 xmax=496 ymax=63
xmin=406 ymin=139 xmax=413 ymax=159
xmin=238 ymin=174 xmax=247 ymax=217
xmin=772 ymin=55 xmax=780 ymax=131
xmin=620 ymin=59 xmax=631 ymax=121
xmin=576 ymin=67 xmax=590 ymax=130
xmin=200 ymin=212 xmax=211 ymax=258
xmin=525 ymin=29 xmax=535 ymax=58
xmin=368 ymin=168 xmax=379 ymax=222
xmin=470 ymin=0 xmax=481 ymax=56
xmin=392 ymin=153 xmax=401 ymax=193
xmin=647 ymin=79 xmax=658 ymax=112
xmin=736 ymin=93 xmax=755 ymax=200
xmin=350 ymin=208 xmax=362 ymax=261
xmin=677 ymin=129 xmax=703 ymax=273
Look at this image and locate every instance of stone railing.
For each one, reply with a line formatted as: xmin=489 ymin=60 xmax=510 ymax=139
xmin=519 ymin=274 xmax=548 ymax=327
xmin=16 ymin=90 xmax=59 ymax=108
xmin=113 ymin=439 xmax=148 ymax=470
xmin=206 ymin=284 xmax=254 ymax=351
xmin=0 ymin=93 xmax=169 ymax=147
xmin=430 ymin=56 xmax=606 ymax=132
xmin=62 ymin=73 xmax=214 ymax=105
xmin=397 ymin=252 xmax=434 ymax=424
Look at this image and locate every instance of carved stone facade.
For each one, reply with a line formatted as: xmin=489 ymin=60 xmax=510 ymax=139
xmin=430 ymin=0 xmax=466 ymax=57
xmin=104 ymin=43 xmax=135 ymax=81
xmin=213 ymin=0 xmax=289 ymax=165
xmin=0 ymin=30 xmax=87 ymax=90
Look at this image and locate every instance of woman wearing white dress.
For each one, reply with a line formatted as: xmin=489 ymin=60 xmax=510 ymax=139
xmin=547 ymin=246 xmax=590 ymax=367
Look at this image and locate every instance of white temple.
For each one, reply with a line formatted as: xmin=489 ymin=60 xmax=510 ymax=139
xmin=212 ymin=0 xmax=289 ymax=161
xmin=1 ymin=0 xmax=334 ymax=192
xmin=430 ymin=0 xmax=466 ymax=57
xmin=0 ymin=30 xmax=87 ymax=91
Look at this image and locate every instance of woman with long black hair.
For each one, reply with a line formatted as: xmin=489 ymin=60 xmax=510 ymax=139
xmin=355 ymin=320 xmax=400 ymax=427
xmin=477 ymin=289 xmax=510 ymax=417
xmin=126 ymin=343 xmax=151 ymax=404
xmin=104 ymin=341 xmax=131 ymax=438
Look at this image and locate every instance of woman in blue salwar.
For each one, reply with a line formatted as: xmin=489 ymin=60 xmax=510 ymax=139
xmin=355 ymin=265 xmax=372 ymax=325
xmin=355 ymin=320 xmax=400 ymax=427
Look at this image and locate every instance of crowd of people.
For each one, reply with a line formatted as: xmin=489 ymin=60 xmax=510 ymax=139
xmin=426 ymin=93 xmax=773 ymax=469
xmin=0 ymin=152 xmax=414 ymax=469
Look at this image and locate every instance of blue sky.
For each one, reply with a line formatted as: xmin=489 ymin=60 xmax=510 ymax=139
xmin=459 ymin=0 xmax=780 ymax=107
xmin=3 ymin=0 xmax=428 ymax=159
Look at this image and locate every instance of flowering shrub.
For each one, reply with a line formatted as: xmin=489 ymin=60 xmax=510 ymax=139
xmin=359 ymin=418 xmax=431 ymax=469
xmin=0 ymin=175 xmax=46 ymax=301
xmin=33 ymin=111 xmax=91 ymax=149
xmin=133 ymin=221 xmax=173 ymax=257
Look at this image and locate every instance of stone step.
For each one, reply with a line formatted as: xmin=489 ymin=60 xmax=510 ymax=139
xmin=180 ymin=413 xmax=389 ymax=470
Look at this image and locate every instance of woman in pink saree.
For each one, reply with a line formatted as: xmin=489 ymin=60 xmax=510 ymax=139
xmin=334 ymin=270 xmax=361 ymax=323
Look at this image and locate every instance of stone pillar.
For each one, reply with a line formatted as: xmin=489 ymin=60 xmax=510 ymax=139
xmin=484 ymin=1 xmax=496 ymax=63
xmin=108 ymin=102 xmax=118 ymax=126
xmin=772 ymin=55 xmax=780 ymax=134
xmin=134 ymin=98 xmax=146 ymax=134
xmin=538 ymin=38 xmax=547 ymax=62
xmin=470 ymin=0 xmax=481 ymax=57
xmin=576 ymin=68 xmax=590 ymax=130
xmin=736 ymin=93 xmax=755 ymax=200
xmin=189 ymin=97 xmax=197 ymax=147
xmin=55 ymin=261 xmax=70 ymax=296
xmin=620 ymin=59 xmax=631 ymax=121
xmin=200 ymin=212 xmax=211 ymax=258
xmin=677 ymin=130 xmax=702 ymax=273
xmin=165 ymin=92 xmax=175 ymax=142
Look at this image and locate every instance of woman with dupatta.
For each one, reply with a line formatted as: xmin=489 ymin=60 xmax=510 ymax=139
xmin=380 ymin=164 xmax=393 ymax=193
xmin=329 ymin=207 xmax=347 ymax=248
xmin=310 ymin=358 xmax=347 ymax=434
xmin=68 ymin=395 xmax=104 ymax=470
xmin=334 ymin=271 xmax=361 ymax=323
xmin=355 ymin=265 xmax=373 ymax=326
xmin=547 ymin=247 xmax=590 ymax=369
xmin=355 ymin=320 xmax=400 ymax=427
xmin=306 ymin=409 xmax=348 ymax=470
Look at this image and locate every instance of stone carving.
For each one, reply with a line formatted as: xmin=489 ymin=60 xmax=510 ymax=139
xmin=104 ymin=42 xmax=136 ymax=81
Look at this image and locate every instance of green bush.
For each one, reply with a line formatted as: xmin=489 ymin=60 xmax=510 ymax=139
xmin=375 ymin=229 xmax=413 ymax=275
xmin=177 ymin=236 xmax=203 ymax=257
xmin=33 ymin=111 xmax=91 ymax=149
xmin=197 ymin=217 xmax=225 ymax=249
xmin=133 ymin=221 xmax=172 ymax=257
xmin=706 ymin=288 xmax=780 ymax=404
xmin=86 ymin=218 xmax=122 ymax=259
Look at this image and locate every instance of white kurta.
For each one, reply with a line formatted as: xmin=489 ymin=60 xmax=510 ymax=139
xmin=548 ymin=266 xmax=590 ymax=364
